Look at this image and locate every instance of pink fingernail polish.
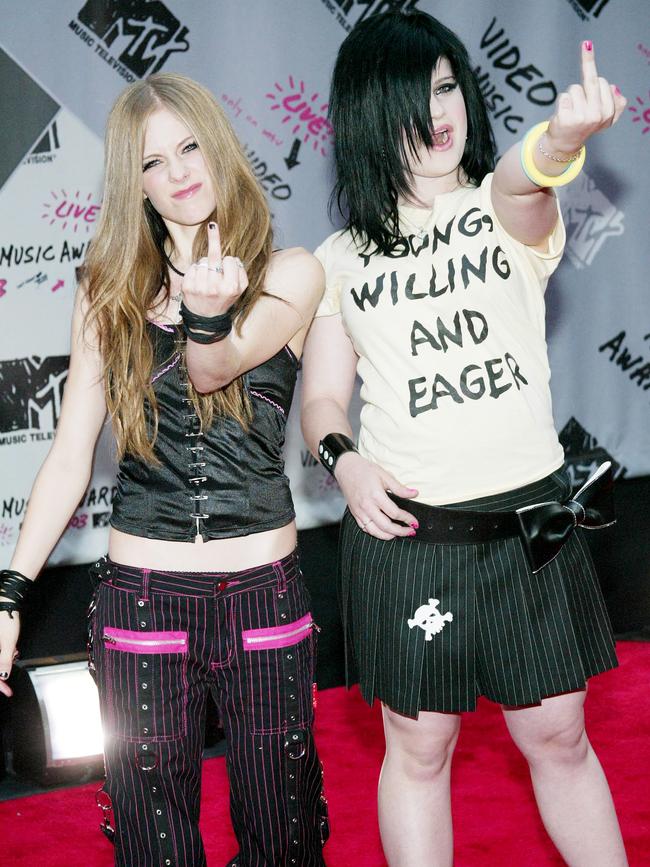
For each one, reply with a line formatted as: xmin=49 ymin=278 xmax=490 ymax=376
xmin=614 ymin=85 xmax=621 ymax=95
xmin=584 ymin=40 xmax=593 ymax=51
xmin=411 ymin=521 xmax=419 ymax=530
xmin=408 ymin=529 xmax=417 ymax=537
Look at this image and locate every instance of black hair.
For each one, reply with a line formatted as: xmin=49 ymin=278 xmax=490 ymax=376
xmin=329 ymin=10 xmax=496 ymax=255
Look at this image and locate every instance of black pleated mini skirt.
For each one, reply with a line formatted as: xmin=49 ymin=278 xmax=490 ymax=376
xmin=338 ymin=468 xmax=618 ymax=716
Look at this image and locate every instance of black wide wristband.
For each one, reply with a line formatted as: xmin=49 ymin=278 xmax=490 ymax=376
xmin=0 ymin=568 xmax=33 ymax=618
xmin=180 ymin=302 xmax=234 ymax=344
xmin=318 ymin=433 xmax=359 ymax=476
xmin=182 ymin=325 xmax=232 ymax=345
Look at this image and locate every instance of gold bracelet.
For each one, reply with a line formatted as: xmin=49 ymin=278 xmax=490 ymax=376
xmin=537 ymin=135 xmax=582 ymax=163
xmin=520 ymin=121 xmax=586 ymax=188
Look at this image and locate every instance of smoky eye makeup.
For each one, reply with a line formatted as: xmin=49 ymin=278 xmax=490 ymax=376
xmin=433 ymin=79 xmax=458 ymax=96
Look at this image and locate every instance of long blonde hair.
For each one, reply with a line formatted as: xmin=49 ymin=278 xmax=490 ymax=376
xmin=84 ymin=73 xmax=273 ymax=462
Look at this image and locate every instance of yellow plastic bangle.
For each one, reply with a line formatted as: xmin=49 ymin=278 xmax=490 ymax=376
xmin=520 ymin=121 xmax=586 ymax=188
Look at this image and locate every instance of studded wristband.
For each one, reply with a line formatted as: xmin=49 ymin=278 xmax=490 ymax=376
xmin=318 ymin=433 xmax=358 ymax=476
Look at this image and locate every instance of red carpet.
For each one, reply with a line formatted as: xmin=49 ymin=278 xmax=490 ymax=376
xmin=2 ymin=641 xmax=649 ymax=866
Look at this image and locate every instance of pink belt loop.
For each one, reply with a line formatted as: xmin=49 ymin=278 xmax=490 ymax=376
xmin=139 ymin=568 xmax=151 ymax=604
xmin=272 ymin=561 xmax=287 ymax=594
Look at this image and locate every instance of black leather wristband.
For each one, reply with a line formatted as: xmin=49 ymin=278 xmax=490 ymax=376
xmin=180 ymin=302 xmax=233 ymax=344
xmin=0 ymin=568 xmax=32 ymax=618
xmin=318 ymin=433 xmax=358 ymax=476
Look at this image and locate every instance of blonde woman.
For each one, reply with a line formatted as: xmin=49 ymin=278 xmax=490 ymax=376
xmin=0 ymin=73 xmax=327 ymax=867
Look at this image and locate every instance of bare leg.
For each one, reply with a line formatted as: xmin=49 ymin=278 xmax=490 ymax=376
xmin=378 ymin=704 xmax=461 ymax=867
xmin=503 ymin=690 xmax=628 ymax=867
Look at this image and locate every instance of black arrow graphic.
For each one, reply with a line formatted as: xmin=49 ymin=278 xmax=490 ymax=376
xmin=284 ymin=138 xmax=301 ymax=170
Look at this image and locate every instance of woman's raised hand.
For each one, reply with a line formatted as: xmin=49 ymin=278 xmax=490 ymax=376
xmin=335 ymin=452 xmax=419 ymax=541
xmin=181 ymin=222 xmax=249 ymax=317
xmin=546 ymin=41 xmax=626 ymax=155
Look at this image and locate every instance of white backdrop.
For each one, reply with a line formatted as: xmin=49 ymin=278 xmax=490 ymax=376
xmin=0 ymin=0 xmax=648 ymax=567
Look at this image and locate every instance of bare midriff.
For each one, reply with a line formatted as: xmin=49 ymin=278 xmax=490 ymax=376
xmin=108 ymin=521 xmax=297 ymax=573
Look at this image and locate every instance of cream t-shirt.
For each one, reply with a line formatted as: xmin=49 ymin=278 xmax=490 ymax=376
xmin=314 ymin=173 xmax=566 ymax=505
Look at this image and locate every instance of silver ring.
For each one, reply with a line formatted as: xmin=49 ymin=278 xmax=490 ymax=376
xmin=235 ymin=257 xmax=244 ymax=269
xmin=209 ymin=265 xmax=224 ymax=274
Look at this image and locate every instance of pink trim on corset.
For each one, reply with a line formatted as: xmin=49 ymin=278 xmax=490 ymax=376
xmin=103 ymin=626 xmax=188 ymax=654
xmin=249 ymin=389 xmax=285 ymax=416
xmin=148 ymin=320 xmax=177 ymax=333
xmin=242 ymin=613 xmax=312 ymax=651
xmin=151 ymin=353 xmax=181 ymax=384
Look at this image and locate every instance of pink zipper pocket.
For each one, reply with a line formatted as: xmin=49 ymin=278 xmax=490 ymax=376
xmin=242 ymin=613 xmax=315 ymax=652
xmin=102 ymin=627 xmax=188 ymax=654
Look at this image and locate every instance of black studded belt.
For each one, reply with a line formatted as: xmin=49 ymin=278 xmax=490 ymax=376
xmin=388 ymin=462 xmax=615 ymax=574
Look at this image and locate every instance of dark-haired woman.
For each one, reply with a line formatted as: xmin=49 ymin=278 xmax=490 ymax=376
xmin=0 ymin=73 xmax=328 ymax=866
xmin=302 ymin=11 xmax=627 ymax=866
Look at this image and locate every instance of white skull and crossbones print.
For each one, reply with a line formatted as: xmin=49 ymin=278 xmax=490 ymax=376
xmin=408 ymin=598 xmax=453 ymax=640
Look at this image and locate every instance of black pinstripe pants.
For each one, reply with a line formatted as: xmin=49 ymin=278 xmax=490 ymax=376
xmin=89 ymin=552 xmax=328 ymax=867
xmin=339 ymin=469 xmax=618 ymax=716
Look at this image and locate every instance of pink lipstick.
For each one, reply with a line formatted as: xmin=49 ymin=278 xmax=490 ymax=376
xmin=172 ymin=182 xmax=202 ymax=200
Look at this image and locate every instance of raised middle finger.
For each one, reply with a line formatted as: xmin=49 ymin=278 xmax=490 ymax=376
xmin=581 ymin=40 xmax=600 ymax=102
xmin=207 ymin=221 xmax=222 ymax=271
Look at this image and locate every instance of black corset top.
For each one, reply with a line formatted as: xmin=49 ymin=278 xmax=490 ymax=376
xmin=110 ymin=320 xmax=298 ymax=542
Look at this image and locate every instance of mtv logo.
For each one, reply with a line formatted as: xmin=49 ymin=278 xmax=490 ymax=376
xmin=335 ymin=0 xmax=422 ymax=25
xmin=78 ymin=0 xmax=190 ymax=77
xmin=559 ymin=172 xmax=624 ymax=270
xmin=93 ymin=511 xmax=112 ymax=528
xmin=0 ymin=356 xmax=69 ymax=433
xmin=573 ymin=0 xmax=611 ymax=15
xmin=0 ymin=48 xmax=59 ymax=188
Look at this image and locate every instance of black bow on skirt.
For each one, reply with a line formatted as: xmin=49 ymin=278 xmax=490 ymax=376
xmin=516 ymin=462 xmax=616 ymax=573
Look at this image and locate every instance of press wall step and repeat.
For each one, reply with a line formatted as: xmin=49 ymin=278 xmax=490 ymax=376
xmin=1 ymin=0 xmax=648 ymax=571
